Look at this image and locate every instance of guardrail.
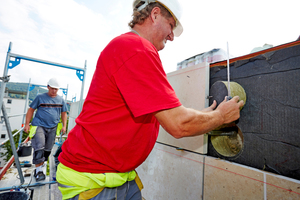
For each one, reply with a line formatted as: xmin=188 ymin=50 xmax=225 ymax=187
xmin=0 ymin=126 xmax=25 ymax=147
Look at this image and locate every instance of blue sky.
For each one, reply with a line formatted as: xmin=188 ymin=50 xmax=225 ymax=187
xmin=0 ymin=0 xmax=299 ymax=100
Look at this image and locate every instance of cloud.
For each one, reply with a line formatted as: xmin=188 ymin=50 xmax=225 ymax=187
xmin=0 ymin=0 xmax=116 ymax=100
xmin=0 ymin=0 xmax=299 ymax=100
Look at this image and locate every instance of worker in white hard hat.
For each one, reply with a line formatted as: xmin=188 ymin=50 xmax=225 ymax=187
xmin=57 ymin=1 xmax=243 ymax=199
xmin=24 ymin=78 xmax=67 ymax=182
xmin=129 ymin=0 xmax=183 ymax=51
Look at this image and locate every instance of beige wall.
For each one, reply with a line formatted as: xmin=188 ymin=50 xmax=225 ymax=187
xmin=137 ymin=142 xmax=300 ymax=200
xmin=157 ymin=63 xmax=210 ymax=154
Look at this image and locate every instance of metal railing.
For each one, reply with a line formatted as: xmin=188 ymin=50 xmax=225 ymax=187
xmin=0 ymin=126 xmax=25 ymax=147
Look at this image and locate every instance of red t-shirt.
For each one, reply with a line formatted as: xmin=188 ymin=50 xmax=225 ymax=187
xmin=59 ymin=32 xmax=181 ymax=173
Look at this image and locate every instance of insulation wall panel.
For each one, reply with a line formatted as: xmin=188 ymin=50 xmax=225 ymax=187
xmin=208 ymin=42 xmax=300 ymax=180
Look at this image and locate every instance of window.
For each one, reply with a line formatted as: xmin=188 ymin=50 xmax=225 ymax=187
xmin=7 ymin=99 xmax=12 ymax=104
xmin=1 ymin=134 xmax=5 ymax=139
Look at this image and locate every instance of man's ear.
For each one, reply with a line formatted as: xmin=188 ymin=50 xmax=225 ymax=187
xmin=150 ymin=7 xmax=161 ymax=22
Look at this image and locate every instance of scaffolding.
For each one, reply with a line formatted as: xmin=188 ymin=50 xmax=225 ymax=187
xmin=0 ymin=42 xmax=86 ymax=115
xmin=0 ymin=41 xmax=87 ymax=190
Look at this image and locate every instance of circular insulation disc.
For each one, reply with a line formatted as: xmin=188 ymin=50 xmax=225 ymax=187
xmin=209 ymin=81 xmax=246 ymax=158
xmin=211 ymin=125 xmax=244 ymax=159
xmin=209 ymin=81 xmax=246 ymax=108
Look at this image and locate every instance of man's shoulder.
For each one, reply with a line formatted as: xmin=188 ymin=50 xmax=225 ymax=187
xmin=99 ymin=32 xmax=159 ymax=70
xmin=110 ymin=32 xmax=155 ymax=52
xmin=110 ymin=32 xmax=138 ymax=46
xmin=32 ymin=93 xmax=46 ymax=100
xmin=39 ymin=93 xmax=48 ymax=97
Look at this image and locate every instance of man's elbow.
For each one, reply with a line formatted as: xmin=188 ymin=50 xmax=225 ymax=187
xmin=172 ymin=132 xmax=185 ymax=139
xmin=164 ymin=124 xmax=187 ymax=139
xmin=155 ymin=106 xmax=193 ymax=139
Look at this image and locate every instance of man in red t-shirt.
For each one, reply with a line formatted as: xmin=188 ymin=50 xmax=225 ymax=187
xmin=57 ymin=1 xmax=244 ymax=199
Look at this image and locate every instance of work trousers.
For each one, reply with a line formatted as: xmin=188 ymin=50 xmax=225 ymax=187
xmin=31 ymin=126 xmax=57 ymax=164
xmin=68 ymin=180 xmax=142 ymax=200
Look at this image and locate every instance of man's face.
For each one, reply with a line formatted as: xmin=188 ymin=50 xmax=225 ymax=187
xmin=47 ymin=86 xmax=59 ymax=98
xmin=153 ymin=14 xmax=176 ymax=51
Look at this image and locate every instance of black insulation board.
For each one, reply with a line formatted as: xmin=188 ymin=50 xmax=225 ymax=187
xmin=208 ymin=44 xmax=300 ymax=180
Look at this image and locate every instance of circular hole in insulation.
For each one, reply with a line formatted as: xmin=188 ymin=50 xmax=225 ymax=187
xmin=211 ymin=125 xmax=244 ymax=158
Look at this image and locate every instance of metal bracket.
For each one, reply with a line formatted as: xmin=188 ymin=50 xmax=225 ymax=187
xmin=207 ymin=130 xmax=236 ymax=136
xmin=8 ymin=57 xmax=21 ymax=69
xmin=62 ymin=89 xmax=68 ymax=95
xmin=76 ymin=70 xmax=84 ymax=81
xmin=29 ymin=85 xmax=36 ymax=92
xmin=208 ymin=126 xmax=238 ymax=136
xmin=0 ymin=75 xmax=11 ymax=83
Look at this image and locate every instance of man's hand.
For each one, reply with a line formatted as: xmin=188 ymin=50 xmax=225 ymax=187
xmin=216 ymin=96 xmax=244 ymax=124
xmin=202 ymin=100 xmax=217 ymax=112
xmin=61 ymin=127 xmax=66 ymax=135
xmin=24 ymin=107 xmax=35 ymax=133
xmin=24 ymin=124 xmax=30 ymax=133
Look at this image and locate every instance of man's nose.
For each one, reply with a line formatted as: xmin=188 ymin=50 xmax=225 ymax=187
xmin=167 ymin=31 xmax=174 ymax=41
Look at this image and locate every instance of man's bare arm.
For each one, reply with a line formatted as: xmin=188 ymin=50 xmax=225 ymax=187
xmin=154 ymin=96 xmax=244 ymax=139
xmin=61 ymin=112 xmax=67 ymax=135
xmin=24 ymin=107 xmax=35 ymax=133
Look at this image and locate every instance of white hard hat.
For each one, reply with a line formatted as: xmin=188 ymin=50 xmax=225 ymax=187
xmin=133 ymin=0 xmax=183 ymax=37
xmin=47 ymin=78 xmax=60 ymax=89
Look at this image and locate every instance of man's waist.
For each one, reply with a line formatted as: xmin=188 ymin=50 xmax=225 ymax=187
xmin=31 ymin=119 xmax=59 ymax=129
xmin=56 ymin=163 xmax=137 ymax=199
xmin=57 ymin=163 xmax=137 ymax=187
xmin=59 ymin=155 xmax=131 ymax=174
